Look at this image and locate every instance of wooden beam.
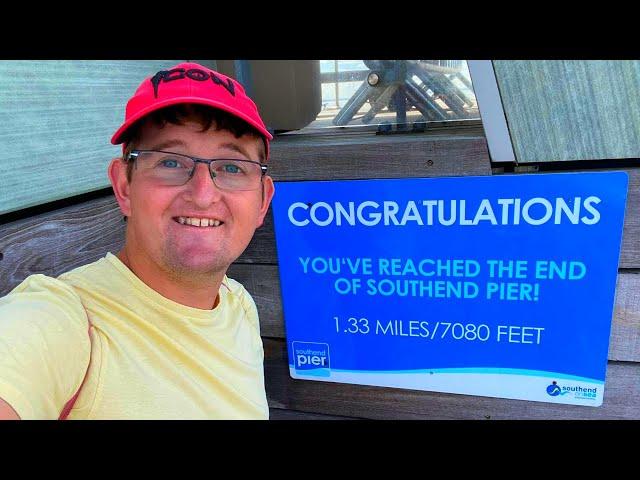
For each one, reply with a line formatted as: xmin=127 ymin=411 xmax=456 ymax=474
xmin=268 ymin=133 xmax=492 ymax=180
xmin=0 ymin=196 xmax=125 ymax=296
xmin=268 ymin=408 xmax=358 ymax=420
xmin=619 ymin=169 xmax=640 ymax=269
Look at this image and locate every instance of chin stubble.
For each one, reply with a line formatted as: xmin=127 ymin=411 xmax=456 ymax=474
xmin=161 ymin=236 xmax=228 ymax=281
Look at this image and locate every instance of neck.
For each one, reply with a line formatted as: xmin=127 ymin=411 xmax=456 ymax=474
xmin=116 ymin=247 xmax=223 ymax=310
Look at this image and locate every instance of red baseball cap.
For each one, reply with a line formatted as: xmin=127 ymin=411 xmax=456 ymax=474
xmin=111 ymin=62 xmax=273 ymax=158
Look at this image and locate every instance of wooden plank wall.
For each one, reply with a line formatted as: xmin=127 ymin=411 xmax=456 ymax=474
xmin=1 ymin=129 xmax=638 ymax=419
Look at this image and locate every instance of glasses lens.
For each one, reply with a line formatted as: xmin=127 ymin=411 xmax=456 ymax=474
xmin=135 ymin=151 xmax=194 ymax=186
xmin=210 ymin=160 xmax=263 ymax=191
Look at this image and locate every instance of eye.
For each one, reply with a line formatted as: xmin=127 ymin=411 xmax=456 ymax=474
xmin=156 ymin=156 xmax=190 ymax=169
xmin=160 ymin=159 xmax=179 ymax=168
xmin=219 ymin=162 xmax=246 ymax=174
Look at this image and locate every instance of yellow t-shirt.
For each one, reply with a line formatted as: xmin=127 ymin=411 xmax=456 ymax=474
xmin=0 ymin=253 xmax=268 ymax=420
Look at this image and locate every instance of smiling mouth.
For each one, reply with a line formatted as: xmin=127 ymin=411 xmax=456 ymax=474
xmin=173 ymin=216 xmax=225 ymax=228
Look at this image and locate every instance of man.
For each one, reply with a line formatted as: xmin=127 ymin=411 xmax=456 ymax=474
xmin=0 ymin=62 xmax=275 ymax=419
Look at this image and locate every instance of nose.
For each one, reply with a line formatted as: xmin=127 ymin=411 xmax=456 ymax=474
xmin=182 ymin=162 xmax=223 ymax=207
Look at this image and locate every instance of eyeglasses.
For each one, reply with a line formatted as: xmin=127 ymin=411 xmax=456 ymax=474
xmin=126 ymin=150 xmax=268 ymax=191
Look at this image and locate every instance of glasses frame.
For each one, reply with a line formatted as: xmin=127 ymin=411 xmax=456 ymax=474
xmin=126 ymin=149 xmax=268 ymax=190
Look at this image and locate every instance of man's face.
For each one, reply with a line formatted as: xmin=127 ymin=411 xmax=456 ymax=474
xmin=115 ymin=119 xmax=274 ymax=279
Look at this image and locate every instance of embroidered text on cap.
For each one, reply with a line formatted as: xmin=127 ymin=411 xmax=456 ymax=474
xmin=149 ymin=67 xmax=236 ymax=99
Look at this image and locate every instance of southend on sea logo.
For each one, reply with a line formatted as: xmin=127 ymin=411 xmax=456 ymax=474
xmin=546 ymin=381 xmax=568 ymax=396
xmin=546 ymin=380 xmax=597 ymax=400
xmin=292 ymin=341 xmax=330 ymax=377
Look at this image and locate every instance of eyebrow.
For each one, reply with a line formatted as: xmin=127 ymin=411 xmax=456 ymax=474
xmin=147 ymin=140 xmax=264 ymax=162
xmin=218 ymin=142 xmax=265 ymax=163
xmin=149 ymin=139 xmax=188 ymax=151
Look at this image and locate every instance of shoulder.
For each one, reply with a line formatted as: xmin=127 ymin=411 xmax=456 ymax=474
xmin=221 ymin=276 xmax=260 ymax=330
xmin=0 ymin=273 xmax=89 ymax=331
xmin=3 ymin=273 xmax=85 ymax=309
xmin=57 ymin=254 xmax=114 ymax=287
xmin=222 ymin=275 xmax=250 ymax=296
xmin=222 ymin=276 xmax=257 ymax=312
xmin=1 ymin=255 xmax=116 ymax=329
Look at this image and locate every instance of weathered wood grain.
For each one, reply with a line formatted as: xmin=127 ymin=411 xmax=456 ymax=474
xmin=268 ymin=408 xmax=358 ymax=420
xmin=0 ymin=196 xmax=125 ymax=295
xmin=610 ymin=273 xmax=640 ymax=361
xmin=617 ymin=168 xmax=640 ymax=269
xmin=228 ymin=264 xmax=640 ymax=363
xmin=263 ymin=338 xmax=639 ymax=420
xmin=268 ymin=133 xmax=492 ymax=180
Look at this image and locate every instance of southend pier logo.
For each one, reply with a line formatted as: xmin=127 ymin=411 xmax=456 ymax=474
xmin=292 ymin=341 xmax=331 ymax=377
xmin=546 ymin=381 xmax=597 ymax=400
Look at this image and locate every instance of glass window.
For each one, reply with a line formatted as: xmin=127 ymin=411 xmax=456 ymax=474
xmin=307 ymin=60 xmax=480 ymax=131
xmin=215 ymin=60 xmax=480 ymax=135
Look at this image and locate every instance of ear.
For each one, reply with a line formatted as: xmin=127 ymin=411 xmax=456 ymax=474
xmin=108 ymin=157 xmax=131 ymax=217
xmin=256 ymin=175 xmax=275 ymax=228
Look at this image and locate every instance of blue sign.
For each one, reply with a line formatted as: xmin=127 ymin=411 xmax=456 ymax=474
xmin=271 ymin=172 xmax=628 ymax=406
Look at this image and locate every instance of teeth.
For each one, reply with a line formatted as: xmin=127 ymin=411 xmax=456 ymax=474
xmin=177 ymin=216 xmax=222 ymax=227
